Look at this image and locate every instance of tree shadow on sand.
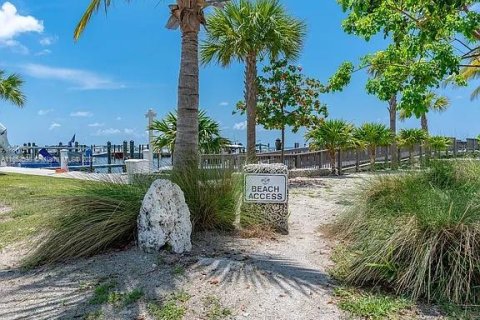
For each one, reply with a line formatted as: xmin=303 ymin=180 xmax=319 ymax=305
xmin=0 ymin=230 xmax=336 ymax=319
xmin=0 ymin=249 xmax=183 ymax=320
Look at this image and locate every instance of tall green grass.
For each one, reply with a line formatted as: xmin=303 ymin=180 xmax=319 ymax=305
xmin=25 ymin=178 xmax=149 ymax=266
xmin=26 ymin=169 xmax=241 ymax=266
xmin=333 ymin=160 xmax=480 ymax=304
xmin=171 ymin=167 xmax=241 ymax=231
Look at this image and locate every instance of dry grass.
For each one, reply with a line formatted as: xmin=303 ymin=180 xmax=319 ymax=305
xmin=332 ymin=160 xmax=480 ymax=305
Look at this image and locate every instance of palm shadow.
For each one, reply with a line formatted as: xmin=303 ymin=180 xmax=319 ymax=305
xmin=0 ymin=249 xmax=183 ymax=320
xmin=190 ymin=231 xmax=335 ymax=298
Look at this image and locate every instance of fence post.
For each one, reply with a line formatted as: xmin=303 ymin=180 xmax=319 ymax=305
xmin=130 ymin=140 xmax=135 ymax=159
xmin=107 ymin=141 xmax=112 ymax=174
xmin=384 ymin=146 xmax=389 ymax=166
xmin=419 ymin=144 xmax=423 ymax=166
xmin=453 ymin=138 xmax=457 ymax=158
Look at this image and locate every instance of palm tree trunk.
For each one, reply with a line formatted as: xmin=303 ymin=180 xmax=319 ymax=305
xmin=173 ymin=28 xmax=199 ymax=169
xmin=245 ymin=53 xmax=258 ymax=163
xmin=389 ymin=95 xmax=398 ymax=169
xmin=421 ymin=113 xmax=431 ymax=163
xmin=421 ymin=114 xmax=428 ymax=133
xmin=281 ymin=103 xmax=285 ymax=164
xmin=329 ymin=150 xmax=336 ymax=174
xmin=370 ymin=147 xmax=376 ymax=171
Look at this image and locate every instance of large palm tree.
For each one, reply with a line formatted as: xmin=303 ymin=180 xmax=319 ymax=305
xmin=399 ymin=93 xmax=450 ymax=134
xmin=354 ymin=123 xmax=392 ymax=170
xmin=305 ymin=119 xmax=354 ymax=175
xmin=0 ymin=70 xmax=25 ymax=107
xmin=201 ymin=0 xmax=306 ymax=161
xmin=74 ymin=0 xmax=227 ymax=169
xmin=150 ymin=110 xmax=230 ymax=158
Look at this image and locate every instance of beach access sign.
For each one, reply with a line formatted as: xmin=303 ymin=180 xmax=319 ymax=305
xmin=244 ymin=174 xmax=288 ymax=204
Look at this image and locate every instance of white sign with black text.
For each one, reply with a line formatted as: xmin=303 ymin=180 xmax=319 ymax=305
xmin=244 ymin=174 xmax=288 ymax=204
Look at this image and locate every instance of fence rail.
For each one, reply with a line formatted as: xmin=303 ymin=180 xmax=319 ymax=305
xmin=201 ymin=138 xmax=479 ymax=173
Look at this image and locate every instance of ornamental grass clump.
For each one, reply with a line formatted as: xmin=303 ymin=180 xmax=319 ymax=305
xmin=171 ymin=167 xmax=241 ymax=231
xmin=334 ymin=160 xmax=480 ymax=304
xmin=25 ymin=168 xmax=241 ymax=266
xmin=25 ymin=177 xmax=149 ymax=267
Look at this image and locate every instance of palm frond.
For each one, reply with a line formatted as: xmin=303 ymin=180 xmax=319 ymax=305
xmin=201 ymin=0 xmax=306 ymax=66
xmin=150 ymin=109 xmax=229 ymax=154
xmin=0 ymin=70 xmax=26 ymax=107
xmin=471 ymin=85 xmax=480 ymax=101
xmin=74 ymin=0 xmax=130 ymax=40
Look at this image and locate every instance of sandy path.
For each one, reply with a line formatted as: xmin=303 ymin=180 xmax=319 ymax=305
xmin=0 ymin=176 xmax=365 ymax=320
xmin=183 ymin=176 xmax=363 ymax=320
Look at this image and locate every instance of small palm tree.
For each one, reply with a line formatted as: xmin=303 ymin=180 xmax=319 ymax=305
xmin=305 ymin=119 xmax=354 ymax=174
xmin=0 ymin=70 xmax=25 ymax=107
xmin=201 ymin=0 xmax=306 ymax=161
xmin=150 ymin=110 xmax=230 ymax=159
xmin=398 ymin=128 xmax=428 ymax=165
xmin=354 ymin=123 xmax=392 ymax=170
xmin=399 ymin=93 xmax=450 ymax=134
xmin=428 ymin=136 xmax=451 ymax=159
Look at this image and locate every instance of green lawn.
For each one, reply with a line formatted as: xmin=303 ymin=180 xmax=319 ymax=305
xmin=0 ymin=173 xmax=94 ymax=249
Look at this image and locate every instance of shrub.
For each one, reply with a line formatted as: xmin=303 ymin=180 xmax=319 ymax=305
xmin=24 ymin=177 xmax=149 ymax=266
xmin=25 ymin=168 xmax=241 ymax=266
xmin=171 ymin=167 xmax=241 ymax=231
xmin=333 ymin=160 xmax=480 ymax=304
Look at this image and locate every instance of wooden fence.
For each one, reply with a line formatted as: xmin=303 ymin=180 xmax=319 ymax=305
xmin=200 ymin=137 xmax=479 ymax=173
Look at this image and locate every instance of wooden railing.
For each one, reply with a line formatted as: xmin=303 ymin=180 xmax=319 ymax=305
xmin=200 ymin=137 xmax=479 ymax=173
xmin=199 ymin=145 xmax=424 ymax=172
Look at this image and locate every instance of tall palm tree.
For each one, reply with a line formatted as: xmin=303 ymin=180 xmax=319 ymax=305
xmin=0 ymin=70 xmax=25 ymax=107
xmin=201 ymin=0 xmax=306 ymax=161
xmin=150 ymin=110 xmax=230 ymax=158
xmin=399 ymin=93 xmax=450 ymax=134
xmin=305 ymin=119 xmax=354 ymax=175
xmin=74 ymin=0 xmax=228 ymax=169
xmin=398 ymin=128 xmax=428 ymax=165
xmin=354 ymin=123 xmax=392 ymax=170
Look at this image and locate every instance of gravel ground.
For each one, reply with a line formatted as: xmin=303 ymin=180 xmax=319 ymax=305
xmin=0 ymin=174 xmax=442 ymax=320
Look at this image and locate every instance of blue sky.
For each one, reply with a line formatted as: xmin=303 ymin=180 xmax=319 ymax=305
xmin=0 ymin=0 xmax=478 ymax=147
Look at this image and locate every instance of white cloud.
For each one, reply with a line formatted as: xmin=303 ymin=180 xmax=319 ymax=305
xmin=0 ymin=2 xmax=43 ymax=50
xmin=116 ymin=116 xmax=122 ymax=121
xmin=35 ymin=49 xmax=51 ymax=56
xmin=49 ymin=122 xmax=61 ymax=130
xmin=124 ymin=128 xmax=134 ymax=134
xmin=70 ymin=111 xmax=93 ymax=117
xmin=93 ymin=128 xmax=121 ymax=136
xmin=21 ymin=63 xmax=126 ymax=90
xmin=88 ymin=122 xmax=104 ymax=127
xmin=233 ymin=121 xmax=247 ymax=131
xmin=39 ymin=35 xmax=57 ymax=46
xmin=38 ymin=108 xmax=53 ymax=116
xmin=219 ymin=101 xmax=229 ymax=106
